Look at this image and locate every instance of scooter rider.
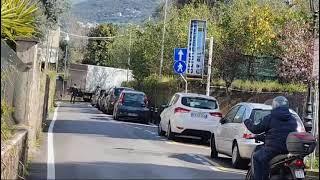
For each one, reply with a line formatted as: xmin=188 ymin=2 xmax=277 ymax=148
xmin=244 ymin=96 xmax=298 ymax=180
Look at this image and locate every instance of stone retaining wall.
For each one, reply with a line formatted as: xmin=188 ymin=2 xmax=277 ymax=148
xmin=1 ymin=130 xmax=28 ymax=180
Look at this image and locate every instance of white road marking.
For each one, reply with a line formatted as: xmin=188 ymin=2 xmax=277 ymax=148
xmin=47 ymin=103 xmax=60 ymax=180
xmin=165 ymin=141 xmax=210 ymax=149
xmin=145 ymin=130 xmax=154 ymax=134
xmin=194 ymin=155 xmax=246 ymax=175
xmin=210 ymin=166 xmax=223 ymax=172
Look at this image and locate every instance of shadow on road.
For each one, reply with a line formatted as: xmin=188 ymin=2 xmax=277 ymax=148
xmin=27 ymin=161 xmax=245 ymax=180
xmin=169 ymin=153 xmax=204 ymax=165
xmin=51 ymin=119 xmax=161 ymax=141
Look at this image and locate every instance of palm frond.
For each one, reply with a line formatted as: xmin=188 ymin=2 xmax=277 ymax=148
xmin=1 ymin=0 xmax=38 ymax=41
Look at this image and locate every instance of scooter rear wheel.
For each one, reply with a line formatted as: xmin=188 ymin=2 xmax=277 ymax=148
xmin=245 ymin=168 xmax=253 ymax=180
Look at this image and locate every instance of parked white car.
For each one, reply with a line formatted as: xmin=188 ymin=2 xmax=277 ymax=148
xmin=210 ymin=102 xmax=305 ymax=168
xmin=158 ymin=93 xmax=222 ymax=142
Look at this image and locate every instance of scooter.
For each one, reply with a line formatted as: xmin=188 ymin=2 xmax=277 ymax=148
xmin=245 ymin=132 xmax=316 ymax=180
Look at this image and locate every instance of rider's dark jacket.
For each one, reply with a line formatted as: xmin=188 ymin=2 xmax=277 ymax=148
xmin=244 ymin=107 xmax=298 ymax=153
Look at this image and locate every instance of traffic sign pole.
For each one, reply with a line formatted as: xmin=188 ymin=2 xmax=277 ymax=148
xmin=206 ymin=37 xmax=213 ymax=96
xmin=180 ymin=74 xmax=188 ymax=93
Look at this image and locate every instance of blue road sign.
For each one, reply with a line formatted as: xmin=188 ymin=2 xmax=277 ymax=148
xmin=174 ymin=48 xmax=187 ymax=62
xmin=174 ymin=61 xmax=187 ymax=74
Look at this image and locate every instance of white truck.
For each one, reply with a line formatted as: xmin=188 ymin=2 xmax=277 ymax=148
xmin=68 ymin=63 xmax=133 ymax=101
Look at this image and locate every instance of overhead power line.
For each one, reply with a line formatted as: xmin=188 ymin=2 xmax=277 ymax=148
xmin=60 ymin=31 xmax=125 ymax=40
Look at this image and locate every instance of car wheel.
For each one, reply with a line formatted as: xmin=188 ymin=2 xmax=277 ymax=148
xmin=210 ymin=135 xmax=218 ymax=159
xmin=232 ymin=143 xmax=244 ymax=168
xmin=167 ymin=122 xmax=175 ymax=140
xmin=158 ymin=122 xmax=165 ymax=136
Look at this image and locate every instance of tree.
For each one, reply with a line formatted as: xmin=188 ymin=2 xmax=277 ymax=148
xmin=40 ymin=0 xmax=71 ymax=27
xmin=83 ymin=24 xmax=118 ymax=66
xmin=278 ymin=21 xmax=313 ymax=83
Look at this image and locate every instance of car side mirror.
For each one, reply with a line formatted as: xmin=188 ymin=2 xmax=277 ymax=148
xmin=161 ymin=104 xmax=169 ymax=108
xmin=220 ymin=118 xmax=226 ymax=124
xmin=304 ymin=122 xmax=312 ymax=133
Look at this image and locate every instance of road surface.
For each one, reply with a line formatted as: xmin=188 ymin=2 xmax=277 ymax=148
xmin=28 ymin=102 xmax=246 ymax=179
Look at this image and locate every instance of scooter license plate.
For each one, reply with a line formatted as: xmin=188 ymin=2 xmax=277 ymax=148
xmin=294 ymin=169 xmax=305 ymax=178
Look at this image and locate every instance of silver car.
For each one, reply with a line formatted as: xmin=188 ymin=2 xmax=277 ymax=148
xmin=210 ymin=102 xmax=305 ymax=169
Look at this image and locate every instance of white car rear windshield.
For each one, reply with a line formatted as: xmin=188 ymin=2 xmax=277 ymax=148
xmin=181 ymin=97 xmax=217 ymax=110
xmin=251 ymin=109 xmax=305 ymax=132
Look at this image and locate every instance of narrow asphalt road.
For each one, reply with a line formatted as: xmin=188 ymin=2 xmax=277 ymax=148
xmin=28 ymin=102 xmax=246 ymax=179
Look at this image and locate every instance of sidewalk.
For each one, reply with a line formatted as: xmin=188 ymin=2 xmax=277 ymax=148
xmin=26 ymin=109 xmax=55 ymax=180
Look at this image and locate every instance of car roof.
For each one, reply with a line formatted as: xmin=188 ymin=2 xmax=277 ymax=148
xmin=176 ymin=93 xmax=217 ymax=100
xmin=115 ymin=87 xmax=133 ymax=90
xmin=237 ymin=102 xmax=298 ymax=115
xmin=122 ymin=90 xmax=145 ymax=95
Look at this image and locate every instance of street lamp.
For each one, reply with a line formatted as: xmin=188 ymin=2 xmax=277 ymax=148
xmin=62 ymin=34 xmax=70 ymax=95
xmin=304 ymin=0 xmax=319 ymax=133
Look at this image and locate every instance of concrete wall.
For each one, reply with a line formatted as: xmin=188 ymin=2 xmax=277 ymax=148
xmin=1 ymin=130 xmax=28 ymax=180
xmin=15 ymin=39 xmax=45 ymax=155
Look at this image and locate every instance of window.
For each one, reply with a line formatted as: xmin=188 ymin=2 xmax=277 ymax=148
xmin=224 ymin=106 xmax=240 ymax=123
xmin=124 ymin=93 xmax=144 ymax=102
xmin=250 ymin=109 xmax=305 ymax=132
xmin=233 ymin=106 xmax=246 ymax=123
xmin=181 ymin=97 xmax=217 ymax=110
xmin=250 ymin=109 xmax=271 ymax=125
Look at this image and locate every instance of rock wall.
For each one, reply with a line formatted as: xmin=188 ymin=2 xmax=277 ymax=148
xmin=1 ymin=130 xmax=28 ymax=180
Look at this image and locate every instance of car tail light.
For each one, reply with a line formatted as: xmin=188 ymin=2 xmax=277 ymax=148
xmin=144 ymin=96 xmax=149 ymax=106
xmin=292 ymin=159 xmax=304 ymax=167
xmin=243 ymin=133 xmax=253 ymax=139
xmin=174 ymin=107 xmax=190 ymax=114
xmin=209 ymin=112 xmax=222 ymax=118
xmin=118 ymin=93 xmax=124 ymax=105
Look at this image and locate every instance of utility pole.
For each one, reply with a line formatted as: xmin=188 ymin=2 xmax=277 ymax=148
xmin=206 ymin=37 xmax=214 ymax=96
xmin=127 ymin=29 xmax=132 ymax=82
xmin=159 ymin=0 xmax=168 ymax=78
xmin=309 ymin=0 xmax=319 ymax=169
xmin=62 ymin=34 xmax=70 ymax=96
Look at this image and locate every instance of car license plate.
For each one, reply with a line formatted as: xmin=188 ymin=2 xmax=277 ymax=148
xmin=294 ymin=169 xmax=305 ymax=178
xmin=128 ymin=113 xmax=138 ymax=117
xmin=191 ymin=112 xmax=208 ymax=119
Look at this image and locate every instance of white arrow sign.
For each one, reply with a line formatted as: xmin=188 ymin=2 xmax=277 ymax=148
xmin=178 ymin=50 xmax=184 ymax=61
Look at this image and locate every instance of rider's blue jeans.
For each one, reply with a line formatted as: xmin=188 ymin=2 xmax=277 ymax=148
xmin=252 ymin=147 xmax=279 ymax=180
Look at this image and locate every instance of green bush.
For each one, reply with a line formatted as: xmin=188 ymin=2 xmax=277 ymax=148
xmin=1 ymin=100 xmax=14 ymax=141
xmin=212 ymin=79 xmax=306 ymax=93
xmin=122 ymin=74 xmax=181 ymax=107
xmin=305 ymin=156 xmax=319 ymax=170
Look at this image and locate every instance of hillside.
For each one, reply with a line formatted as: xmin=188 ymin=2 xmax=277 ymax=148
xmin=71 ymin=0 xmax=161 ymax=24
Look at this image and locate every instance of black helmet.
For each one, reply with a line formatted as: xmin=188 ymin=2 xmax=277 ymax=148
xmin=272 ymin=96 xmax=289 ymax=109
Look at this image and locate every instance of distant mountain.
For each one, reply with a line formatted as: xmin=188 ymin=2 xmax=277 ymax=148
xmin=71 ymin=0 xmax=161 ymax=24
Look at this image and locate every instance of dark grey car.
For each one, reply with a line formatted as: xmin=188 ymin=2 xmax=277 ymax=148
xmin=103 ymin=87 xmax=133 ymax=114
xmin=113 ymin=90 xmax=149 ymax=124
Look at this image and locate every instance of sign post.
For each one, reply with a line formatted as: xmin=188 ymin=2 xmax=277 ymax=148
xmin=206 ymin=37 xmax=213 ymax=96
